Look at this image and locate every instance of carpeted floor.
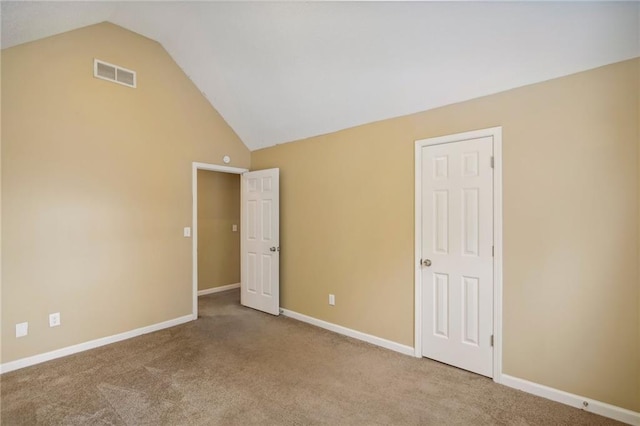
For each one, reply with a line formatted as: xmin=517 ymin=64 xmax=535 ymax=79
xmin=1 ymin=289 xmax=621 ymax=425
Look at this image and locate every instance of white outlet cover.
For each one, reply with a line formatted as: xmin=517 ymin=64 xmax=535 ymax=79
xmin=49 ymin=312 xmax=61 ymax=327
xmin=183 ymin=227 xmax=191 ymax=237
xmin=232 ymin=224 xmax=238 ymax=232
xmin=16 ymin=322 xmax=28 ymax=338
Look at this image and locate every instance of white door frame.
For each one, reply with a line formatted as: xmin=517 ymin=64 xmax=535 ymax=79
xmin=191 ymin=162 xmax=248 ymax=319
xmin=414 ymin=127 xmax=503 ymax=383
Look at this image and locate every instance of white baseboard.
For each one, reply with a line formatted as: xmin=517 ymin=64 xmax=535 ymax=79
xmin=0 ymin=314 xmax=195 ymax=374
xmin=198 ymin=282 xmax=240 ymax=296
xmin=501 ymin=374 xmax=639 ymax=425
xmin=280 ymin=308 xmax=414 ymax=357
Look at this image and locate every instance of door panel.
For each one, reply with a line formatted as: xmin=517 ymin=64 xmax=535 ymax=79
xmin=241 ymin=169 xmax=279 ymax=315
xmin=421 ymin=137 xmax=493 ymax=377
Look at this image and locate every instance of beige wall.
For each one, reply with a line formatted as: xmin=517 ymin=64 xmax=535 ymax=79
xmin=252 ymin=59 xmax=640 ymax=411
xmin=1 ymin=23 xmax=250 ymax=363
xmin=197 ymin=170 xmax=240 ymax=291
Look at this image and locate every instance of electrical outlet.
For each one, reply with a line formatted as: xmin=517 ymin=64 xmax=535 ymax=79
xmin=16 ymin=322 xmax=28 ymax=338
xmin=183 ymin=227 xmax=191 ymax=237
xmin=329 ymin=294 xmax=335 ymax=306
xmin=49 ymin=312 xmax=61 ymax=327
xmin=232 ymin=224 xmax=238 ymax=232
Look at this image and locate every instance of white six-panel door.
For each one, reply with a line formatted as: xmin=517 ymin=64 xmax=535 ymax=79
xmin=241 ymin=168 xmax=280 ymax=316
xmin=421 ymin=137 xmax=494 ymax=377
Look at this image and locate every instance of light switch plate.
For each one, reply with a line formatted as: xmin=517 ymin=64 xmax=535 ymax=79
xmin=232 ymin=224 xmax=238 ymax=232
xmin=183 ymin=227 xmax=191 ymax=237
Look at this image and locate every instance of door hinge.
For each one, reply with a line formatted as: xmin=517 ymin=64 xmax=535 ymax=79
xmin=490 ymin=335 xmax=494 ymax=347
xmin=490 ymin=156 xmax=494 ymax=168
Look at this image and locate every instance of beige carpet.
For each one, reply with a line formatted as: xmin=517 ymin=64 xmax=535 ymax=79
xmin=1 ymin=289 xmax=621 ymax=425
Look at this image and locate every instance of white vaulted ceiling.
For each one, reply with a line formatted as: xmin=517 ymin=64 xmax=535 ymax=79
xmin=2 ymin=2 xmax=639 ymax=151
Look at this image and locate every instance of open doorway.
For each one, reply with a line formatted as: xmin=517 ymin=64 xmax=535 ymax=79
xmin=191 ymin=162 xmax=247 ymax=318
xmin=197 ymin=170 xmax=241 ymax=295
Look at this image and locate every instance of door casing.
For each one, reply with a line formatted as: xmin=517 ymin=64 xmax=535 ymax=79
xmin=191 ymin=162 xmax=248 ymax=319
xmin=414 ymin=127 xmax=503 ymax=383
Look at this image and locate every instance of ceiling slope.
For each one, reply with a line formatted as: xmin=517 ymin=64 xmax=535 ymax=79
xmin=2 ymin=2 xmax=639 ymax=150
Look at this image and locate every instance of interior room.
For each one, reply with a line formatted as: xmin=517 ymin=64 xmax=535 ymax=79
xmin=1 ymin=2 xmax=639 ymax=424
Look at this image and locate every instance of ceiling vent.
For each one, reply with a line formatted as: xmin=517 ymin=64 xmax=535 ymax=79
xmin=93 ymin=59 xmax=136 ymax=88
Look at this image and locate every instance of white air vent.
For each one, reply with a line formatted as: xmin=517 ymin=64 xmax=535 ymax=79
xmin=93 ymin=59 xmax=136 ymax=88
